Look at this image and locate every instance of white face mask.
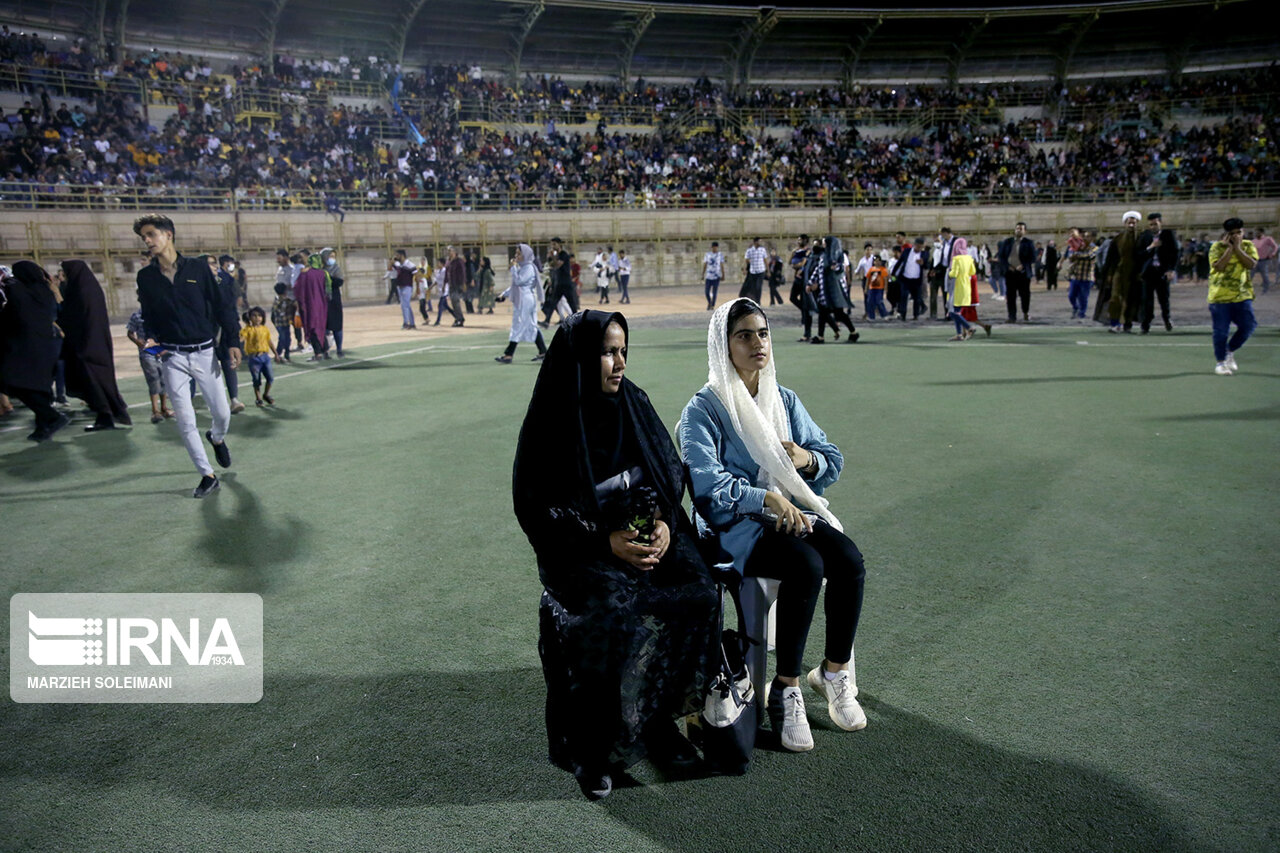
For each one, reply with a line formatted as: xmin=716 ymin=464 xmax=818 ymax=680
xmin=226 ymin=263 xmax=235 ymax=272
xmin=326 ymin=257 xmax=335 ymax=266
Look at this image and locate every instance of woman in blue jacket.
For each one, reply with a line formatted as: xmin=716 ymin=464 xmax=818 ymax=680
xmin=678 ymin=298 xmax=866 ymax=753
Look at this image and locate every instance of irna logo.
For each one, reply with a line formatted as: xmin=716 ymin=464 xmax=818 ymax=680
xmin=27 ymin=611 xmax=246 ymax=666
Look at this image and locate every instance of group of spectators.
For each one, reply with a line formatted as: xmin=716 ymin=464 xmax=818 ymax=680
xmin=1 ymin=32 xmax=1277 ymax=207
xmin=3 ymin=100 xmax=1277 ymax=210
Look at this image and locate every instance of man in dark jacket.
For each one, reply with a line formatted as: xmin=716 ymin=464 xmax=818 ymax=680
xmin=998 ymin=222 xmax=1036 ymax=322
xmin=445 ymin=245 xmax=467 ymax=327
xmin=1137 ymin=212 xmax=1178 ymax=333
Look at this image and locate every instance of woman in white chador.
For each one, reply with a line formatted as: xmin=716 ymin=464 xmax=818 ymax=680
xmin=592 ymin=248 xmax=610 ymax=304
xmin=678 ymin=298 xmax=867 ymax=753
xmin=494 ymin=244 xmax=548 ymax=363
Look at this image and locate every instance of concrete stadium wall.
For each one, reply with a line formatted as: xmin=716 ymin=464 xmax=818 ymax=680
xmin=3 ymin=200 xmax=1276 ymax=317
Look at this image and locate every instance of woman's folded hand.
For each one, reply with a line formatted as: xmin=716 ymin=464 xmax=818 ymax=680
xmin=610 ymin=528 xmax=661 ymax=570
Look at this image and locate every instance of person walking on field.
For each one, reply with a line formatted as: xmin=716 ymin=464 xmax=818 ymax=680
xmin=703 ymin=240 xmax=725 ymax=310
xmin=1208 ymin=217 xmax=1258 ymax=376
xmin=1101 ymin=211 xmax=1144 ymax=333
xmin=1137 ymin=212 xmax=1178 ymax=333
xmin=132 ymin=214 xmax=241 ymax=498
xmin=741 ymin=237 xmax=767 ymax=304
xmin=998 ymin=222 xmax=1036 ymax=323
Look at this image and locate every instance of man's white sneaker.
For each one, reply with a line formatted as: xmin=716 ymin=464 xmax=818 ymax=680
xmin=766 ymin=683 xmax=814 ymax=752
xmin=1214 ymin=361 xmax=1233 ymax=376
xmin=1225 ymin=352 xmax=1238 ymax=372
xmin=807 ymin=665 xmax=867 ymax=731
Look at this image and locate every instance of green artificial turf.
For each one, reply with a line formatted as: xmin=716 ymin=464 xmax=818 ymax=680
xmin=2 ymin=325 xmax=1277 ymax=852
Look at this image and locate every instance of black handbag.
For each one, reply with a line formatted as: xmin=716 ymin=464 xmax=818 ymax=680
xmin=696 ymin=571 xmax=758 ymax=775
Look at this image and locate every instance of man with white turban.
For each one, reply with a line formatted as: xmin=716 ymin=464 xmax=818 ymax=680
xmin=1100 ymin=211 xmax=1144 ymax=332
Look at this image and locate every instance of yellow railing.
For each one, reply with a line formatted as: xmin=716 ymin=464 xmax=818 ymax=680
xmin=2 ymin=181 xmax=1276 ymax=213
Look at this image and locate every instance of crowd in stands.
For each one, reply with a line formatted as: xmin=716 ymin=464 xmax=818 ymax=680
xmin=2 ymin=27 xmax=1278 ymax=207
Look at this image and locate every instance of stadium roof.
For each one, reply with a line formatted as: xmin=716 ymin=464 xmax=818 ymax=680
xmin=3 ymin=0 xmax=1275 ymax=85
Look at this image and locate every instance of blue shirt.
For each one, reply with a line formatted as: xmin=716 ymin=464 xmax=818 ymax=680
xmin=678 ymin=385 xmax=842 ymax=576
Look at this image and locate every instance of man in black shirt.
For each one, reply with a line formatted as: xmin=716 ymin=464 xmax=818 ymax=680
xmin=133 ymin=214 xmax=241 ymax=498
xmin=541 ymin=237 xmax=579 ymax=326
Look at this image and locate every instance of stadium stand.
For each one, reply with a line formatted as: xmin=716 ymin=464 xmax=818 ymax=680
xmin=0 ymin=0 xmax=1276 ymax=302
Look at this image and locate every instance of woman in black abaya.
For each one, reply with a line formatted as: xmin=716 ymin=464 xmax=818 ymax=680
xmin=513 ymin=310 xmax=717 ymax=801
xmin=59 ymin=259 xmax=131 ymax=430
xmin=0 ymin=261 xmax=68 ymax=441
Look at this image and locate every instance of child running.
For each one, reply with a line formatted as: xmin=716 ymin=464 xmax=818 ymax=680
xmin=240 ymin=307 xmax=278 ymax=406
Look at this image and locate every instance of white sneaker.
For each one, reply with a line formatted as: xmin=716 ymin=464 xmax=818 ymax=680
xmin=1225 ymin=352 xmax=1238 ymax=372
xmin=1214 ymin=361 xmax=1233 ymax=376
xmin=766 ymin=684 xmax=814 ymax=752
xmin=807 ymin=665 xmax=867 ymax=731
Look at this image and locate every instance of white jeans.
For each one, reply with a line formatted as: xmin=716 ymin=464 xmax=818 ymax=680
xmin=162 ymin=346 xmax=230 ymax=477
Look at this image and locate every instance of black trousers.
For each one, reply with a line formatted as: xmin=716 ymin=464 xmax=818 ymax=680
xmin=11 ymin=387 xmax=60 ymax=430
xmin=768 ymin=280 xmax=784 ymax=305
xmin=545 ymin=282 xmax=580 ymax=321
xmin=739 ymin=273 xmax=763 ymax=304
xmin=1006 ymin=269 xmax=1031 ymax=320
xmin=898 ymin=276 xmax=924 ymax=319
xmin=744 ymin=522 xmax=865 ymax=678
xmin=790 ymin=280 xmax=813 ymax=337
xmin=1140 ymin=272 xmax=1171 ymax=331
xmin=817 ymin=306 xmax=855 ymax=339
xmin=502 ymin=331 xmax=547 ymax=357
xmin=929 ymin=270 xmax=946 ymax=318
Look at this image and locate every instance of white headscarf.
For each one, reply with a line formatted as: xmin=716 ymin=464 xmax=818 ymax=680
xmin=518 ymin=243 xmax=536 ymax=266
xmin=705 ymin=299 xmax=842 ymax=531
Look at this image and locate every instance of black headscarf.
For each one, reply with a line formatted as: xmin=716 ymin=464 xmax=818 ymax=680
xmin=58 ymin=259 xmax=111 ymax=365
xmin=513 ymin=310 xmax=685 ymax=565
xmin=11 ymin=260 xmax=52 ymax=294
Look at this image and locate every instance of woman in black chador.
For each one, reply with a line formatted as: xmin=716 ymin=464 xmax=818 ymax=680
xmin=58 ymin=259 xmax=131 ymax=431
xmin=513 ymin=310 xmax=717 ymax=801
xmin=0 ymin=261 xmax=68 ymax=441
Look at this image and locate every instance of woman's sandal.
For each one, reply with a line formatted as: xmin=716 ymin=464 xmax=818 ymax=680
xmin=263 ymin=394 xmax=275 ymax=405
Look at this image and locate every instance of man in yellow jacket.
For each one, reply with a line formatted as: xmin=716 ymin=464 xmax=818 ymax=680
xmin=1208 ymin=217 xmax=1257 ymax=376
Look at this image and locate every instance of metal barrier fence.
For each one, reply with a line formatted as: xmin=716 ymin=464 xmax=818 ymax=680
xmin=2 ymin=181 xmax=1277 ymax=212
